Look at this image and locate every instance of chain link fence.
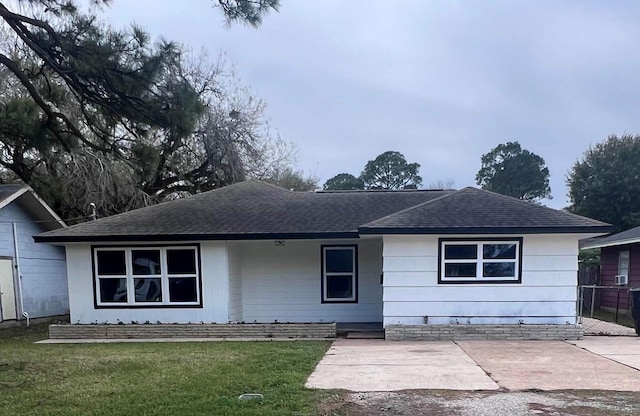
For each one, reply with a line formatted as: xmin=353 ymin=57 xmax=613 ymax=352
xmin=578 ymin=285 xmax=638 ymax=336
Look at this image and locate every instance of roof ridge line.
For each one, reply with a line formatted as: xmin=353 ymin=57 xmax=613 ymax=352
xmin=358 ymin=189 xmax=461 ymax=228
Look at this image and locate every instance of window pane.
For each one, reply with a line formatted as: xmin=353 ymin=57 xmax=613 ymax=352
xmin=169 ymin=277 xmax=197 ymax=302
xmin=483 ymin=262 xmax=516 ymax=278
xmin=97 ymin=251 xmax=126 ymax=275
xmin=134 ymin=278 xmax=162 ymax=302
xmin=99 ymin=278 xmax=127 ymax=303
xmin=326 ymin=275 xmax=353 ymax=299
xmin=325 ymin=249 xmax=354 ymax=273
xmin=619 ymin=251 xmax=630 ymax=274
xmin=167 ymin=249 xmax=196 ymax=274
xmin=132 ymin=250 xmax=161 ymax=275
xmin=444 ymin=245 xmax=477 ymax=260
xmin=444 ymin=263 xmax=476 ymax=277
xmin=483 ymin=244 xmax=516 ymax=259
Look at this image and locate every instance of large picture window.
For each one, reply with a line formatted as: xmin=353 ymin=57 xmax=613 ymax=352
xmin=93 ymin=246 xmax=201 ymax=307
xmin=438 ymin=238 xmax=522 ymax=284
xmin=321 ymin=245 xmax=358 ymax=303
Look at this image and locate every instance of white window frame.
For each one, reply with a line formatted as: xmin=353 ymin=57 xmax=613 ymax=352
xmin=618 ymin=250 xmax=630 ymax=276
xmin=93 ymin=246 xmax=201 ymax=307
xmin=321 ymin=245 xmax=358 ymax=303
xmin=439 ymin=239 xmax=522 ymax=284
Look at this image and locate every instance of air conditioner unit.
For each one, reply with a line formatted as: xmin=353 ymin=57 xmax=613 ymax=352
xmin=615 ymin=275 xmax=628 ymax=286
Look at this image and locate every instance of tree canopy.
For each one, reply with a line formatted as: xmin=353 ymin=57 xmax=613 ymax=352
xmin=567 ymin=134 xmax=640 ymax=232
xmin=323 ymin=173 xmax=364 ymax=190
xmin=0 ymin=0 xmax=278 ymax=151
xmin=0 ymin=0 xmax=289 ymax=220
xmin=360 ymin=151 xmax=422 ymax=190
xmin=323 ymin=151 xmax=422 ymax=191
xmin=475 ymin=141 xmax=551 ymax=203
xmin=265 ymin=166 xmax=317 ymax=191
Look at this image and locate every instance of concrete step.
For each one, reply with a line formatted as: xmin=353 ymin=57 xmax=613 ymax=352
xmin=346 ymin=331 xmax=385 ymax=339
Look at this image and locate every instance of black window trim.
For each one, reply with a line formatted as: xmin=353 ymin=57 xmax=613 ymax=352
xmin=91 ymin=243 xmax=203 ymax=309
xmin=321 ymin=244 xmax=358 ymax=303
xmin=437 ymin=237 xmax=523 ymax=284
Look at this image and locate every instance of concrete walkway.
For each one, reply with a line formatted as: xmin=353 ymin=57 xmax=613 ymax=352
xmin=306 ymin=337 xmax=640 ymax=392
xmin=569 ymin=336 xmax=640 ymax=370
xmin=305 ymin=338 xmax=499 ymax=391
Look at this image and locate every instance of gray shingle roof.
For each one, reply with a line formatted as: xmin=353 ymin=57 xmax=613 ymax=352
xmin=35 ymin=181 xmax=452 ymax=242
xmin=359 ymin=187 xmax=612 ymax=234
xmin=581 ymin=225 xmax=640 ymax=250
xmin=34 ymin=182 xmax=611 ymax=243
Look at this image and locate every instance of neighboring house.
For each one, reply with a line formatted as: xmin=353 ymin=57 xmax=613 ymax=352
xmin=0 ymin=184 xmax=68 ymax=323
xmin=35 ymin=181 xmax=610 ymax=333
xmin=581 ymin=226 xmax=640 ymax=310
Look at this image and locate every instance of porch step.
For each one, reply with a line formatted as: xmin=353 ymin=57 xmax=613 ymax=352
xmin=346 ymin=331 xmax=385 ymax=339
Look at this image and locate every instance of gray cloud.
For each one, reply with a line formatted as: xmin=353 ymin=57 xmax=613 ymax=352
xmin=102 ymin=0 xmax=640 ymax=207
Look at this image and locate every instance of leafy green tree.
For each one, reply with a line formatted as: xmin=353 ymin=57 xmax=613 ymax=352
xmin=567 ymin=134 xmax=640 ymax=232
xmin=264 ymin=167 xmax=317 ymax=191
xmin=323 ymin=173 xmax=364 ymax=190
xmin=360 ymin=151 xmax=422 ymax=190
xmin=0 ymin=51 xmax=299 ymax=219
xmin=0 ymin=0 xmax=283 ymax=219
xmin=475 ymin=141 xmax=551 ymax=203
xmin=0 ymin=0 xmax=278 ymax=152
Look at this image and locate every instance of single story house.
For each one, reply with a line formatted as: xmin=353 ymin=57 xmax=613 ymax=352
xmin=0 ymin=184 xmax=68 ymax=323
xmin=35 ymin=181 xmax=611 ymax=340
xmin=581 ymin=225 xmax=640 ymax=311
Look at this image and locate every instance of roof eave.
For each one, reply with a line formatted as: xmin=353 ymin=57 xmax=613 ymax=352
xmin=34 ymin=231 xmax=362 ymax=244
xmin=358 ymin=225 xmax=614 ymax=235
xmin=581 ymin=236 xmax=640 ymax=250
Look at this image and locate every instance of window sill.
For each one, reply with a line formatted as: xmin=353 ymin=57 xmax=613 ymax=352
xmin=95 ymin=303 xmax=203 ymax=309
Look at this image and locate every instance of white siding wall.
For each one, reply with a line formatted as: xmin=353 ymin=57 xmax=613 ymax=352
xmin=383 ymin=234 xmax=582 ymax=326
xmin=0 ymin=202 xmax=68 ymax=319
xmin=240 ymin=239 xmax=383 ymax=323
xmin=65 ymin=241 xmax=230 ymax=324
xmin=227 ymin=242 xmax=242 ymax=322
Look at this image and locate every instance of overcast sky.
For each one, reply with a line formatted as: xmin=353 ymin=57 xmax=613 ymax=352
xmin=101 ymin=1 xmax=640 ymax=208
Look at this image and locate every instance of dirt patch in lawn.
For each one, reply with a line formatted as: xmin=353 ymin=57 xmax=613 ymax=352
xmin=329 ymin=390 xmax=640 ymax=416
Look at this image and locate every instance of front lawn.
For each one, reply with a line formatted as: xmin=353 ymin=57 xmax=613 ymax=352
xmin=0 ymin=324 xmax=336 ymax=415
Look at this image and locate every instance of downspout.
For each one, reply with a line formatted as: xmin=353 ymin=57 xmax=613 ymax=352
xmin=12 ymin=222 xmax=29 ymax=327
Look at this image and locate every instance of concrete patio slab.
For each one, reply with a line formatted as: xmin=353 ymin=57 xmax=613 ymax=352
xmin=305 ymin=338 xmax=499 ymax=391
xmin=569 ymin=336 xmax=640 ymax=370
xmin=457 ymin=340 xmax=640 ymax=391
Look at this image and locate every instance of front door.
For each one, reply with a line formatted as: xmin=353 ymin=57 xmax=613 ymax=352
xmin=0 ymin=258 xmax=17 ymax=321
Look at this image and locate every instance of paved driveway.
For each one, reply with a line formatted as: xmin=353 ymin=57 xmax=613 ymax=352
xmin=305 ymin=338 xmax=498 ymax=391
xmin=306 ymin=337 xmax=640 ymax=392
xmin=458 ymin=340 xmax=640 ymax=391
xmin=569 ymin=336 xmax=640 ymax=370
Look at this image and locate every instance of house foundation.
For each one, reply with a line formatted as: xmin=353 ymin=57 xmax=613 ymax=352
xmin=385 ymin=324 xmax=584 ymax=341
xmin=49 ymin=323 xmax=336 ymax=340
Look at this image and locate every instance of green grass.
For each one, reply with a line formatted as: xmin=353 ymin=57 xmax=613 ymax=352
xmin=0 ymin=324 xmax=338 ymax=416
